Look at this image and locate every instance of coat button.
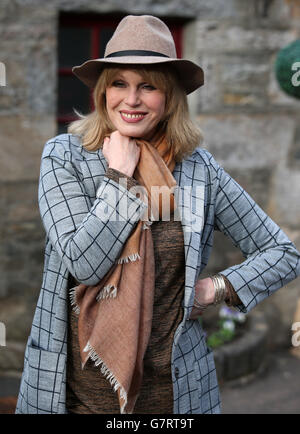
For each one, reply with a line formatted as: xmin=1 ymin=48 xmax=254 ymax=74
xmin=174 ymin=367 xmax=179 ymax=379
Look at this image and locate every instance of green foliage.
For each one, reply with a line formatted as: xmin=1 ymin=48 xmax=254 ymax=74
xmin=198 ymin=306 xmax=247 ymax=350
xmin=207 ymin=320 xmax=235 ymax=349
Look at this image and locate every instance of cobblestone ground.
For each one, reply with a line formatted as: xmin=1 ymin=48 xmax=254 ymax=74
xmin=220 ymin=349 xmax=300 ymax=414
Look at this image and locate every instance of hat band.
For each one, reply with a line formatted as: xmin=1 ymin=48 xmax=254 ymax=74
xmin=105 ymin=50 xmax=170 ymax=58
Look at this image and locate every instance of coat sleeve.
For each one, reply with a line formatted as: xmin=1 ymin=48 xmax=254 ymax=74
xmin=38 ymin=138 xmax=148 ymax=286
xmin=213 ymin=165 xmax=300 ymax=313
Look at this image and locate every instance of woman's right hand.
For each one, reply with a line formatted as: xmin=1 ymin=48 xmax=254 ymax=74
xmin=102 ymin=131 xmax=141 ymax=178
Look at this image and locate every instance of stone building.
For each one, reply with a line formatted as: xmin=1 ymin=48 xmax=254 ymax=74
xmin=0 ymin=0 xmax=300 ymax=374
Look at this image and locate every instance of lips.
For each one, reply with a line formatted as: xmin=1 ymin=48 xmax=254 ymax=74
xmin=120 ymin=111 xmax=147 ymax=123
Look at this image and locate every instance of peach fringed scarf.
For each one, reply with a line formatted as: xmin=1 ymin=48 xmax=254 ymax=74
xmin=70 ymin=136 xmax=177 ymax=414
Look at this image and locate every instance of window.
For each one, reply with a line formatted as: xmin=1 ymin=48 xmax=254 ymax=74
xmin=57 ymin=13 xmax=184 ymax=134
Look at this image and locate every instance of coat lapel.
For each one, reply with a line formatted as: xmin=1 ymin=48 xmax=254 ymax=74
xmin=173 ymin=154 xmax=205 ymax=320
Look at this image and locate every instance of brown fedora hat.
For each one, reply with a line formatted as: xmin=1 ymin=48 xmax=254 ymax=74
xmin=72 ymin=15 xmax=204 ymax=95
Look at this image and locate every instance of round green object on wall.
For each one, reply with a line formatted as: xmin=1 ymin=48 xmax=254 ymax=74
xmin=275 ymin=39 xmax=300 ymax=99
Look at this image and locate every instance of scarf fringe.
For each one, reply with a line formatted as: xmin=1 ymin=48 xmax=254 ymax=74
xmin=83 ymin=341 xmax=128 ymax=414
xmin=143 ymin=220 xmax=153 ymax=230
xmin=69 ymin=284 xmax=117 ymax=310
xmin=117 ymin=253 xmax=140 ymax=264
xmin=69 ymin=286 xmax=80 ymax=314
xmin=96 ymin=284 xmax=118 ymax=301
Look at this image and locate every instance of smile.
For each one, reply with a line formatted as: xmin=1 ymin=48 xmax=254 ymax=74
xmin=120 ymin=111 xmax=147 ymax=123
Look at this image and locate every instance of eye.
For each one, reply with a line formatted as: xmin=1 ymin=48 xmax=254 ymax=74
xmin=111 ymin=80 xmax=126 ymax=88
xmin=142 ymin=84 xmax=156 ymax=91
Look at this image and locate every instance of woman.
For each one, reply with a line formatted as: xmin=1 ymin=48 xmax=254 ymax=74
xmin=16 ymin=15 xmax=300 ymax=414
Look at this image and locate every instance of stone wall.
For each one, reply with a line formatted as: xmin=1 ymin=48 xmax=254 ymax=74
xmin=0 ymin=0 xmax=299 ymax=372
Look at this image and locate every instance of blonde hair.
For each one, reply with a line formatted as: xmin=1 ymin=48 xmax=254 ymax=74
xmin=68 ymin=64 xmax=202 ymax=162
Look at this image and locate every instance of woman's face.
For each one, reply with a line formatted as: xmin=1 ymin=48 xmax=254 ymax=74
xmin=105 ymin=69 xmax=166 ymax=140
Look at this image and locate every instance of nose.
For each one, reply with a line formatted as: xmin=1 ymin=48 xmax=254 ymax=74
xmin=124 ymin=87 xmax=141 ymax=107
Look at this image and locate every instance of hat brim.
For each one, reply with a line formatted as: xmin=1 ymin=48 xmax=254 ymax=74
xmin=72 ymin=56 xmax=204 ymax=95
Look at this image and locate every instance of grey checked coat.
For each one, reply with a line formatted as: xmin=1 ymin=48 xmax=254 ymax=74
xmin=16 ymin=133 xmax=300 ymax=414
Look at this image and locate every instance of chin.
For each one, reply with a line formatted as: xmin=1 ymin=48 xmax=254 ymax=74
xmin=119 ymin=127 xmax=148 ymax=138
